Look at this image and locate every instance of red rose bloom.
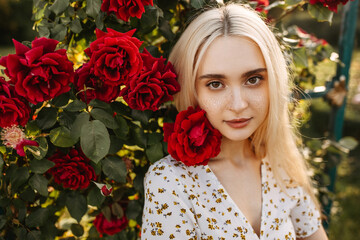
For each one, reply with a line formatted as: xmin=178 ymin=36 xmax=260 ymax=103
xmin=120 ymin=49 xmax=180 ymax=111
xmin=47 ymin=149 xmax=96 ymax=190
xmin=84 ymin=28 xmax=143 ymax=86
xmin=0 ymin=38 xmax=74 ymax=104
xmin=0 ymin=77 xmax=31 ymax=128
xmin=93 ymin=212 xmax=128 ymax=235
xmin=74 ymin=63 xmax=120 ymax=103
xmin=253 ymin=0 xmax=269 ymax=13
xmin=101 ymin=0 xmax=154 ymax=22
xmin=164 ymin=107 xmax=222 ymax=166
xmin=309 ymin=0 xmax=351 ymax=12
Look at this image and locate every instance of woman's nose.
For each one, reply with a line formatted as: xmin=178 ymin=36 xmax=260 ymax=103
xmin=228 ymin=88 xmax=248 ymax=112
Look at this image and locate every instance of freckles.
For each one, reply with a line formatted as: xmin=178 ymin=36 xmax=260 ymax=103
xmin=198 ymin=96 xmax=225 ymax=111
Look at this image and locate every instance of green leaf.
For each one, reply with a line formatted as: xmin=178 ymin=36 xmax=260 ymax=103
xmin=102 ymin=156 xmax=127 ymax=183
xmin=111 ymin=101 xmax=131 ymax=115
xmin=111 ymin=202 xmax=124 ymax=218
xmin=339 ymin=137 xmax=358 ymax=151
xmin=25 ymin=121 xmax=41 ymax=137
xmin=146 ymin=142 xmax=163 ymax=163
xmin=71 ymin=112 xmax=90 ymax=140
xmin=50 ymin=126 xmax=78 ymax=147
xmin=89 ymin=99 xmax=112 ymax=112
xmin=130 ymin=125 xmax=146 ymax=147
xmin=65 ymin=99 xmax=86 ymax=112
xmin=52 ymin=92 xmax=71 ymax=107
xmin=108 ymin=135 xmax=124 ymax=154
xmin=114 ymin=115 xmax=129 ymax=140
xmin=29 ymin=137 xmax=48 ymax=160
xmin=26 ymin=231 xmax=42 ymax=240
xmin=308 ymin=3 xmax=333 ymax=23
xmin=71 ymin=223 xmax=84 ymax=237
xmin=91 ymin=108 xmax=118 ymax=129
xmin=35 ymin=107 xmax=58 ymax=130
xmin=20 ymin=187 xmax=35 ymax=202
xmin=131 ymin=109 xmax=152 ymax=125
xmin=70 ymin=18 xmax=83 ymax=33
xmin=87 ymin=187 xmax=105 ymax=207
xmin=80 ymin=120 xmax=110 ymax=163
xmin=190 ymin=0 xmax=204 ymax=9
xmin=66 ymin=191 xmax=87 ymax=222
xmin=59 ymin=110 xmax=77 ymax=128
xmin=25 ymin=208 xmax=49 ymax=228
xmin=0 ymin=215 xmax=6 ymax=229
xmin=0 ymin=155 xmax=3 ymax=175
xmin=147 ymin=132 xmax=163 ymax=146
xmin=159 ymin=19 xmax=175 ymax=41
xmin=285 ymin=0 xmax=301 ymax=5
xmin=49 ymin=0 xmax=69 ymax=15
xmin=126 ymin=201 xmax=142 ymax=219
xmin=292 ymin=47 xmax=308 ymax=68
xmin=10 ymin=167 xmax=29 ymax=192
xmin=95 ymin=11 xmax=105 ymax=30
xmin=30 ymin=158 xmax=55 ymax=174
xmin=86 ymin=0 xmax=101 ymax=18
xmin=51 ymin=23 xmax=67 ymax=41
xmin=140 ymin=6 xmax=159 ymax=30
xmin=29 ymin=174 xmax=48 ymax=196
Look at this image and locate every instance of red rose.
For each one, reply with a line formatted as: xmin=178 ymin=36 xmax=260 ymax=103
xmin=0 ymin=38 xmax=74 ymax=104
xmin=253 ymin=0 xmax=269 ymax=13
xmin=93 ymin=212 xmax=128 ymax=235
xmin=309 ymin=0 xmax=351 ymax=12
xmin=101 ymin=185 xmax=113 ymax=196
xmin=164 ymin=107 xmax=222 ymax=166
xmin=47 ymin=149 xmax=96 ymax=190
xmin=84 ymin=28 xmax=143 ymax=86
xmin=0 ymin=77 xmax=31 ymax=128
xmin=101 ymin=0 xmax=154 ymax=22
xmin=74 ymin=63 xmax=120 ymax=103
xmin=120 ymin=49 xmax=180 ymax=111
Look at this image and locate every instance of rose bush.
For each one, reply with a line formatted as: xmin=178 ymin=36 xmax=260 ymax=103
xmin=101 ymin=0 xmax=154 ymax=22
xmin=121 ymin=49 xmax=180 ymax=111
xmin=93 ymin=211 xmax=128 ymax=235
xmin=309 ymin=0 xmax=351 ymax=12
xmin=47 ymin=148 xmax=97 ymax=190
xmin=84 ymin=28 xmax=143 ymax=86
xmin=0 ymin=38 xmax=74 ymax=104
xmin=164 ymin=106 xmax=222 ymax=166
xmin=74 ymin=63 xmax=121 ymax=103
xmin=0 ymin=77 xmax=30 ymax=128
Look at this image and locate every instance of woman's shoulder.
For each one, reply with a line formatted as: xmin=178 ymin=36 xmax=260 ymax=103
xmin=144 ymin=155 xmax=205 ymax=185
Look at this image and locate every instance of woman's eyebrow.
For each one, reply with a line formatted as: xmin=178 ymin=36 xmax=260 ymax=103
xmin=241 ymin=68 xmax=267 ymax=79
xmin=198 ymin=68 xmax=267 ymax=80
xmin=198 ymin=74 xmax=225 ymax=80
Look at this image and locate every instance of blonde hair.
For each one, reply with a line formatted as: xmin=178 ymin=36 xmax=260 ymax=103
xmin=169 ymin=3 xmax=319 ymax=208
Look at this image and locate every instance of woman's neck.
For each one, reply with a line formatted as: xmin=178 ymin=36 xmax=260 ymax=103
xmin=210 ymin=137 xmax=257 ymax=168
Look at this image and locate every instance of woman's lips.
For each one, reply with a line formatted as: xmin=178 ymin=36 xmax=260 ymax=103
xmin=224 ymin=118 xmax=252 ymax=128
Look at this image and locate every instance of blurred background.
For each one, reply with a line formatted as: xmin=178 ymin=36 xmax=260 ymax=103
xmin=0 ymin=0 xmax=359 ymax=239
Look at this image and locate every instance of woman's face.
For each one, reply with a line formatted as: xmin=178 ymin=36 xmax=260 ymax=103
xmin=196 ymin=36 xmax=269 ymax=143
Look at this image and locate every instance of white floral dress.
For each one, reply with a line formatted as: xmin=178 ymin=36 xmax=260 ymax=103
xmin=141 ymin=155 xmax=321 ymax=239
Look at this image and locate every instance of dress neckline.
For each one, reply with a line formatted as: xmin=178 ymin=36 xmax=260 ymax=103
xmin=204 ymin=159 xmax=266 ymax=240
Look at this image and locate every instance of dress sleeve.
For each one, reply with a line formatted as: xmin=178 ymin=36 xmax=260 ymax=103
xmin=141 ymin=160 xmax=201 ymax=240
xmin=290 ymin=187 xmax=322 ymax=238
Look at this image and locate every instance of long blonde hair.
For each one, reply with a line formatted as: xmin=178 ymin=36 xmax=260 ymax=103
xmin=169 ymin=3 xmax=319 ymax=208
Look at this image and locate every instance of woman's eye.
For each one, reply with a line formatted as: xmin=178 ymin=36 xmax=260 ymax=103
xmin=246 ymin=76 xmax=263 ymax=86
xmin=207 ymin=81 xmax=223 ymax=89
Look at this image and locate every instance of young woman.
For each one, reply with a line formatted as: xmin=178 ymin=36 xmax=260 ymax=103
xmin=141 ymin=3 xmax=328 ymax=240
